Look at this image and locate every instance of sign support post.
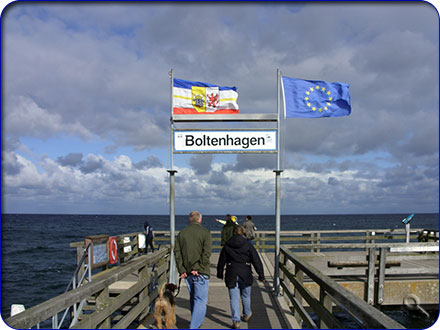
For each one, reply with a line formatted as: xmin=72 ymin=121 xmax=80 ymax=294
xmin=168 ymin=70 xmax=283 ymax=290
xmin=273 ymin=68 xmax=283 ymax=296
xmin=168 ymin=69 xmax=178 ymax=284
xmin=168 ymin=169 xmax=178 ymax=284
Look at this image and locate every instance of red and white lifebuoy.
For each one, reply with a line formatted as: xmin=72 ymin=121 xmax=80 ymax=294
xmin=108 ymin=236 xmax=118 ymax=264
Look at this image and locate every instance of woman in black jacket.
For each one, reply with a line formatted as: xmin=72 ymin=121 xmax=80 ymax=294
xmin=217 ymin=225 xmax=265 ymax=329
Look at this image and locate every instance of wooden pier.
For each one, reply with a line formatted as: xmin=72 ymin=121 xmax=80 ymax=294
xmin=137 ymin=252 xmax=293 ymax=329
xmin=5 ymin=228 xmax=439 ymax=329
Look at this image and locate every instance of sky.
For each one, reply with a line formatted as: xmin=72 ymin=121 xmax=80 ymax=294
xmin=1 ymin=1 xmax=439 ymax=215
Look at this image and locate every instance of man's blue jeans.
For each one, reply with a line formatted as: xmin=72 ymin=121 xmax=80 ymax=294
xmin=185 ymin=274 xmax=209 ymax=329
xmin=228 ymin=276 xmax=252 ymax=322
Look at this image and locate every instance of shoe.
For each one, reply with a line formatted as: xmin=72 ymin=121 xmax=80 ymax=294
xmin=232 ymin=321 xmax=241 ymax=329
xmin=242 ymin=312 xmax=252 ymax=322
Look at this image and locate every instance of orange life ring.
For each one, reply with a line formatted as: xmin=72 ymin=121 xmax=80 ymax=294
xmin=108 ymin=236 xmax=118 ymax=264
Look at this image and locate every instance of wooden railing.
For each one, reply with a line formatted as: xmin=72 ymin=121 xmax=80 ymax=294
xmin=5 ymin=247 xmax=171 ymax=329
xmin=66 ymin=229 xmax=426 ymax=266
xmin=279 ymin=246 xmax=407 ymax=329
xmin=279 ymin=241 xmax=438 ymax=328
xmin=152 ymin=228 xmax=425 ymax=252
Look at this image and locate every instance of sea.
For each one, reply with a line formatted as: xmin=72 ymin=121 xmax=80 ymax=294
xmin=1 ymin=213 xmax=439 ymax=328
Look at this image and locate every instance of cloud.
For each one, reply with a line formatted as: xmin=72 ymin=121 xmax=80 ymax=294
xmin=79 ymin=154 xmax=104 ymax=174
xmin=207 ymin=171 xmax=230 ymax=186
xmin=134 ymin=156 xmax=163 ymax=170
xmin=189 ymin=154 xmax=213 ymax=175
xmin=3 ymin=147 xmax=438 ymax=214
xmin=328 ymin=177 xmax=339 ymax=186
xmin=4 ymin=151 xmax=170 ymax=214
xmin=6 ymin=96 xmax=92 ymax=139
xmin=3 ymin=151 xmax=24 ymax=176
xmin=4 ymin=137 xmax=22 ymax=151
xmin=223 ymin=154 xmax=276 ymax=172
xmin=2 ymin=3 xmax=438 ymax=214
xmin=57 ymin=153 xmax=84 ymax=167
xmin=4 ymin=10 xmax=168 ymax=150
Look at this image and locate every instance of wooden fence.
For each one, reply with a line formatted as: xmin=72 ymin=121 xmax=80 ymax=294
xmin=152 ymin=228 xmax=425 ymax=252
xmin=279 ymin=246 xmax=407 ymax=329
xmin=278 ymin=241 xmax=438 ymax=328
xmin=5 ymin=247 xmax=171 ymax=329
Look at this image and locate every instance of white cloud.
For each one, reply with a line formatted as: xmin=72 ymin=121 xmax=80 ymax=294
xmin=6 ymin=96 xmax=92 ymax=139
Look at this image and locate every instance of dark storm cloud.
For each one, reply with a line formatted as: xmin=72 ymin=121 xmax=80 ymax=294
xmin=57 ymin=153 xmax=84 ymax=167
xmin=208 ymin=171 xmax=230 ymax=185
xmin=3 ymin=152 xmax=24 ymax=175
xmin=79 ymin=157 xmax=104 ymax=174
xmin=327 ymin=177 xmax=339 ymax=186
xmin=189 ymin=154 xmax=213 ymax=175
xmin=134 ymin=155 xmax=163 ymax=169
xmin=223 ymin=154 xmax=276 ymax=172
xmin=5 ymin=137 xmax=22 ymax=151
xmin=377 ymin=164 xmax=427 ymax=189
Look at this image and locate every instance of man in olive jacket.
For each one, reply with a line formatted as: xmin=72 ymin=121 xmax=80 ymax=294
xmin=174 ymin=211 xmax=212 ymax=329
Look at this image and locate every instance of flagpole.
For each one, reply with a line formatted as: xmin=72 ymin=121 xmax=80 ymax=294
xmin=273 ymin=68 xmax=283 ymax=296
xmin=277 ymin=69 xmax=281 ymax=171
xmin=168 ymin=69 xmax=177 ymax=284
xmin=170 ymin=69 xmax=174 ymax=170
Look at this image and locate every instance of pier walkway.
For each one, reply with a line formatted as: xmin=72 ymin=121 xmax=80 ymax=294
xmin=138 ymin=252 xmax=293 ymax=329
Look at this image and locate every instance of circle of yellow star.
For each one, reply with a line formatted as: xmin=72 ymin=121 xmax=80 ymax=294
xmin=304 ymin=84 xmax=333 ymax=112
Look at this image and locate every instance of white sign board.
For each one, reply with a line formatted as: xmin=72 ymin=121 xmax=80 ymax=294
xmin=174 ymin=130 xmax=277 ymax=153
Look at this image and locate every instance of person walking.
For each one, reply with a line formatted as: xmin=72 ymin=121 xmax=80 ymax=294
xmin=174 ymin=211 xmax=212 ymax=329
xmin=143 ymin=220 xmax=154 ymax=253
xmin=221 ymin=214 xmax=237 ymax=246
xmin=217 ymin=225 xmax=265 ymax=329
xmin=242 ymin=216 xmax=257 ymax=241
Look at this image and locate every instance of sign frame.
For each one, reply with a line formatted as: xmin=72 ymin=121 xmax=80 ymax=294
xmin=173 ymin=129 xmax=277 ymax=153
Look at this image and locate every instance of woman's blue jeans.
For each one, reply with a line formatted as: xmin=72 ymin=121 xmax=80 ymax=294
xmin=228 ymin=276 xmax=252 ymax=322
xmin=185 ymin=274 xmax=209 ymax=329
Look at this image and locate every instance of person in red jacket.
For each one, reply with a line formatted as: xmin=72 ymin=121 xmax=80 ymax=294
xmin=216 ymin=225 xmax=265 ymax=329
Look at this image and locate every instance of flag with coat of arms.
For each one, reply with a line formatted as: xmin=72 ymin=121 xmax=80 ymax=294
xmin=173 ymin=78 xmax=239 ymax=114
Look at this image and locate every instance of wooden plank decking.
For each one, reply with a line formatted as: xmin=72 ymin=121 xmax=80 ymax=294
xmin=139 ymin=252 xmax=295 ymax=329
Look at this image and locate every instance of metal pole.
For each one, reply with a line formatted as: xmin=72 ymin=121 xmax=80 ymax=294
xmin=87 ymin=250 xmax=92 ymax=283
xmin=274 ymin=169 xmax=282 ymax=295
xmin=406 ymin=223 xmax=410 ymax=243
xmin=168 ymin=169 xmax=178 ymax=284
xmin=277 ymin=68 xmax=281 ymax=171
xmin=170 ymin=69 xmax=175 ymax=170
xmin=273 ymin=68 xmax=283 ymax=296
xmin=168 ymin=69 xmax=178 ymax=284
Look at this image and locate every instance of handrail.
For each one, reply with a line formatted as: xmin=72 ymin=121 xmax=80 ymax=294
xmin=69 ymin=228 xmax=427 ymax=255
xmin=279 ymin=246 xmax=406 ymax=329
xmin=5 ymin=247 xmax=170 ymax=329
xmin=282 ymin=241 xmax=439 ymax=250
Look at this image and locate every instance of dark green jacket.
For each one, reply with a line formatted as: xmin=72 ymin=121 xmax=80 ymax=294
xmin=174 ymin=222 xmax=212 ymax=277
xmin=221 ymin=220 xmax=236 ymax=246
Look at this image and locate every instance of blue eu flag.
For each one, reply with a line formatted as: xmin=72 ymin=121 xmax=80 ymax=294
xmin=282 ymin=76 xmax=351 ymax=118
